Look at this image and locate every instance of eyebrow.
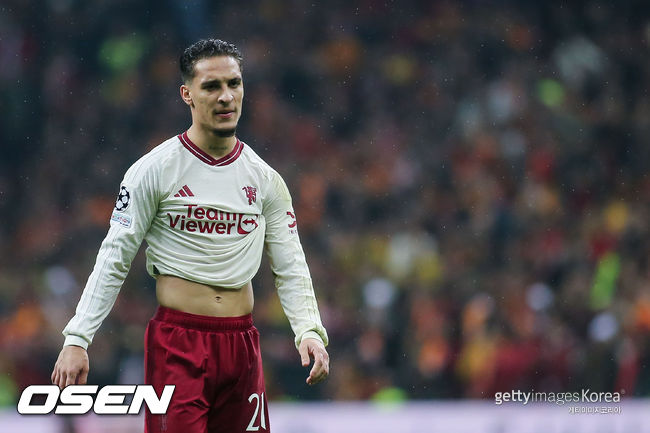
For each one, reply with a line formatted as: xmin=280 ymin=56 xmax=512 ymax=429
xmin=200 ymin=77 xmax=242 ymax=88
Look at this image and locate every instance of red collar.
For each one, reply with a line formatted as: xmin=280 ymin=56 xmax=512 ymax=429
xmin=178 ymin=131 xmax=243 ymax=166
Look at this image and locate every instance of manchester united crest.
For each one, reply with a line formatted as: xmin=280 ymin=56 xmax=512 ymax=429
xmin=242 ymin=186 xmax=257 ymax=205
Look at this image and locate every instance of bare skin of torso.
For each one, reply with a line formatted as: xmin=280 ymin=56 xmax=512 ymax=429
xmin=156 ymin=275 xmax=254 ymax=317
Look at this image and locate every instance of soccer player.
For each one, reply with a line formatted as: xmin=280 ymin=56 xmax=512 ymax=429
xmin=51 ymin=39 xmax=329 ymax=432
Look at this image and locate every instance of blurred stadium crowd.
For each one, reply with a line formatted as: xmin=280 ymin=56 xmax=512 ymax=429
xmin=1 ymin=0 xmax=649 ymax=406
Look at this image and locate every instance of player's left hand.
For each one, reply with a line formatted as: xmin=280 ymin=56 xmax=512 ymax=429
xmin=298 ymin=338 xmax=329 ymax=386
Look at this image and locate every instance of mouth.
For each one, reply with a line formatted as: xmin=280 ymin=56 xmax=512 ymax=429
xmin=215 ymin=110 xmax=235 ymax=119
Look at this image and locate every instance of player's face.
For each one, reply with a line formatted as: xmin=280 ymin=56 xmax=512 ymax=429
xmin=182 ymin=56 xmax=243 ymax=137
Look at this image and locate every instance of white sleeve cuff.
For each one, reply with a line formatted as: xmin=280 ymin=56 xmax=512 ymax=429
xmin=296 ymin=330 xmax=326 ymax=348
xmin=63 ymin=335 xmax=90 ymax=350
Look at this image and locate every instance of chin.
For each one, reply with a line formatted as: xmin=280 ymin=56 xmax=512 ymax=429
xmin=214 ymin=128 xmax=237 ymax=138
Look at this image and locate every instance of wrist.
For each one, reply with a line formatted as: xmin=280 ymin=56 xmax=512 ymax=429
xmin=298 ymin=331 xmax=324 ymax=347
xmin=64 ymin=335 xmax=89 ymax=350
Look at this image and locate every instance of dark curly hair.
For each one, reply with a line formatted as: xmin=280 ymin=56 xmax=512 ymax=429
xmin=180 ymin=39 xmax=243 ymax=83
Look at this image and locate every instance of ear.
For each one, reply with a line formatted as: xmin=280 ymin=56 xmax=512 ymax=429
xmin=180 ymin=84 xmax=194 ymax=107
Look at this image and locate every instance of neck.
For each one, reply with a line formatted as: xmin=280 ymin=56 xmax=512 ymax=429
xmin=187 ymin=125 xmax=237 ymax=159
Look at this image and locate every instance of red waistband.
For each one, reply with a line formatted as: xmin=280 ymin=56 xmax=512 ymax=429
xmin=152 ymin=306 xmax=253 ymax=332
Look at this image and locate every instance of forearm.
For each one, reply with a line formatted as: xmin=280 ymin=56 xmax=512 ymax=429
xmin=266 ymin=232 xmax=329 ymax=347
xmin=263 ymin=169 xmax=329 ymax=348
xmin=63 ymin=155 xmax=159 ymax=348
xmin=62 ymin=226 xmax=139 ymax=348
xmin=275 ymin=272 xmax=329 ymax=348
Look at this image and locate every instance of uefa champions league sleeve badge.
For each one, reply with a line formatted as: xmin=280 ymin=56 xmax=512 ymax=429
xmin=115 ymin=186 xmax=131 ymax=211
xmin=110 ymin=186 xmax=133 ymax=228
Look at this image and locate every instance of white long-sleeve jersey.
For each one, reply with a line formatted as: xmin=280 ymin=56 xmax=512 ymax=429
xmin=63 ymin=132 xmax=328 ymax=349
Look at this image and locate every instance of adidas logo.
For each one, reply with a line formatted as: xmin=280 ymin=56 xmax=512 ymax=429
xmin=174 ymin=185 xmax=195 ymax=198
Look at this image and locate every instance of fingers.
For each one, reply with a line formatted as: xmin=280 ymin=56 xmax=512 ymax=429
xmin=298 ymin=339 xmax=330 ymax=385
xmin=306 ymin=347 xmax=330 ymax=386
xmin=52 ymin=346 xmax=89 ymax=389
xmin=53 ymin=366 xmax=67 ymax=389
xmin=307 ymin=352 xmax=323 ymax=384
xmin=298 ymin=344 xmax=310 ymax=367
xmin=78 ymin=368 xmax=89 ymax=385
xmin=52 ymin=358 xmax=65 ymax=389
xmin=51 ymin=368 xmax=59 ymax=388
xmin=65 ymin=372 xmax=78 ymax=387
xmin=52 ymin=366 xmax=84 ymax=388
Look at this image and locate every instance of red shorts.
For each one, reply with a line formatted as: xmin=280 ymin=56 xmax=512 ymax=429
xmin=144 ymin=306 xmax=270 ymax=433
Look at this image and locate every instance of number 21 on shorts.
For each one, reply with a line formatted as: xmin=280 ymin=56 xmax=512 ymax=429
xmin=246 ymin=392 xmax=267 ymax=431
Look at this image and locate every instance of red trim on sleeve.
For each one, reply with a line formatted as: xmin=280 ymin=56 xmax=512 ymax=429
xmin=178 ymin=131 xmax=243 ymax=166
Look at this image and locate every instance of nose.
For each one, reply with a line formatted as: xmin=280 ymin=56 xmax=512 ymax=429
xmin=218 ymin=88 xmax=234 ymax=104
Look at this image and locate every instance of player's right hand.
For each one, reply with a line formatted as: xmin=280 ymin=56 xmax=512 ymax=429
xmin=51 ymin=345 xmax=89 ymax=389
